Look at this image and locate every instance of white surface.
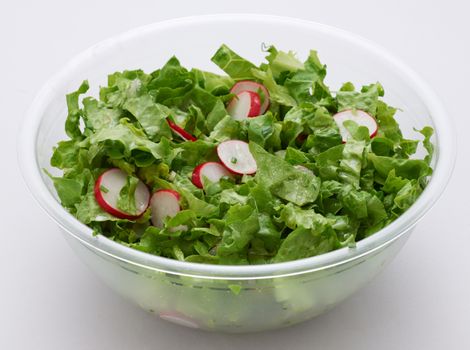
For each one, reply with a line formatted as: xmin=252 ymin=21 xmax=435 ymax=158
xmin=1 ymin=0 xmax=468 ymax=348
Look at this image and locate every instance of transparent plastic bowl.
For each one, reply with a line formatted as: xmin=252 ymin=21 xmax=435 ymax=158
xmin=18 ymin=15 xmax=455 ymax=332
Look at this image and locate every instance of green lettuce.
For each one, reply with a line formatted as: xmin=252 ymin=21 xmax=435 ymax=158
xmin=49 ymin=44 xmax=434 ymax=265
xmin=249 ymin=142 xmax=320 ymax=206
xmin=211 ymin=44 xmax=257 ymax=80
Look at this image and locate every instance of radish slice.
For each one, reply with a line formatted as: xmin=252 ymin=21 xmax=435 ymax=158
xmin=150 ymin=189 xmax=186 ymax=231
xmin=166 ymin=119 xmax=197 ymax=141
xmin=192 ymin=162 xmax=234 ymax=189
xmin=94 ymin=168 xmax=150 ymax=220
xmin=230 ymin=81 xmax=270 ymax=114
xmin=333 ymin=109 xmax=378 ymax=142
xmin=226 ymin=91 xmax=261 ymax=120
xmin=217 ymin=140 xmax=257 ymax=175
xmin=159 ymin=311 xmax=199 ymax=329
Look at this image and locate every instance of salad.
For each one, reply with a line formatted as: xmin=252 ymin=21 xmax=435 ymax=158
xmin=49 ymin=44 xmax=433 ymax=265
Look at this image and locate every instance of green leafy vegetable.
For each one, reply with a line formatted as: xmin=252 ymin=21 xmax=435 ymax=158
xmin=250 ymin=142 xmax=320 ymax=206
xmin=117 ymin=175 xmax=140 ymax=215
xmin=49 ymin=44 xmax=434 ymax=265
xmin=211 ymin=44 xmax=257 ymax=80
xmin=65 ymin=80 xmax=89 ymax=139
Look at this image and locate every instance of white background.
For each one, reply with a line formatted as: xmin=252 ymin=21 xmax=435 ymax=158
xmin=1 ymin=0 xmax=469 ymax=349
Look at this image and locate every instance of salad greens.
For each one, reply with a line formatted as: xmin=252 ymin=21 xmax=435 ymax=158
xmin=49 ymin=44 xmax=433 ymax=265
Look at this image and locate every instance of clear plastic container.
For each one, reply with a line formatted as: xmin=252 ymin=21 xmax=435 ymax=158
xmin=18 ymin=15 xmax=455 ymax=332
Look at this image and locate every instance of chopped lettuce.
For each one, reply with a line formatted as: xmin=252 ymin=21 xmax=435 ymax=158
xmin=49 ymin=44 xmax=434 ymax=265
xmin=211 ymin=44 xmax=257 ymax=80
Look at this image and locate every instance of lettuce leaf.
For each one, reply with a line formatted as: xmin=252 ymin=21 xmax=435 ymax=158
xmin=336 ymin=83 xmax=383 ymax=116
xmin=249 ymin=142 xmax=320 ymax=206
xmin=217 ymin=204 xmax=260 ymax=256
xmin=211 ymin=44 xmax=257 ymax=80
xmin=273 ymin=226 xmax=338 ymax=263
xmin=65 ymin=80 xmax=89 ymax=139
xmin=123 ymin=95 xmax=172 ymax=141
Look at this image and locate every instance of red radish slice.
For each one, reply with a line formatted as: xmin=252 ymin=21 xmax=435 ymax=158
xmin=94 ymin=168 xmax=150 ymax=220
xmin=230 ymin=81 xmax=270 ymax=114
xmin=150 ymin=189 xmax=186 ymax=231
xmin=333 ymin=109 xmax=378 ymax=142
xmin=192 ymin=162 xmax=234 ymax=189
xmin=159 ymin=311 xmax=199 ymax=329
xmin=226 ymin=91 xmax=261 ymax=120
xmin=166 ymin=119 xmax=197 ymax=142
xmin=217 ymin=140 xmax=257 ymax=175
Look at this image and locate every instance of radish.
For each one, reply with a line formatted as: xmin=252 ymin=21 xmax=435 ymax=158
xmin=166 ymin=119 xmax=197 ymax=141
xmin=333 ymin=109 xmax=378 ymax=142
xmin=230 ymin=81 xmax=270 ymax=114
xmin=226 ymin=91 xmax=261 ymax=120
xmin=217 ymin=140 xmax=257 ymax=175
xmin=191 ymin=162 xmax=234 ymax=189
xmin=150 ymin=189 xmax=185 ymax=230
xmin=159 ymin=311 xmax=199 ymax=329
xmin=94 ymin=168 xmax=150 ymax=220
